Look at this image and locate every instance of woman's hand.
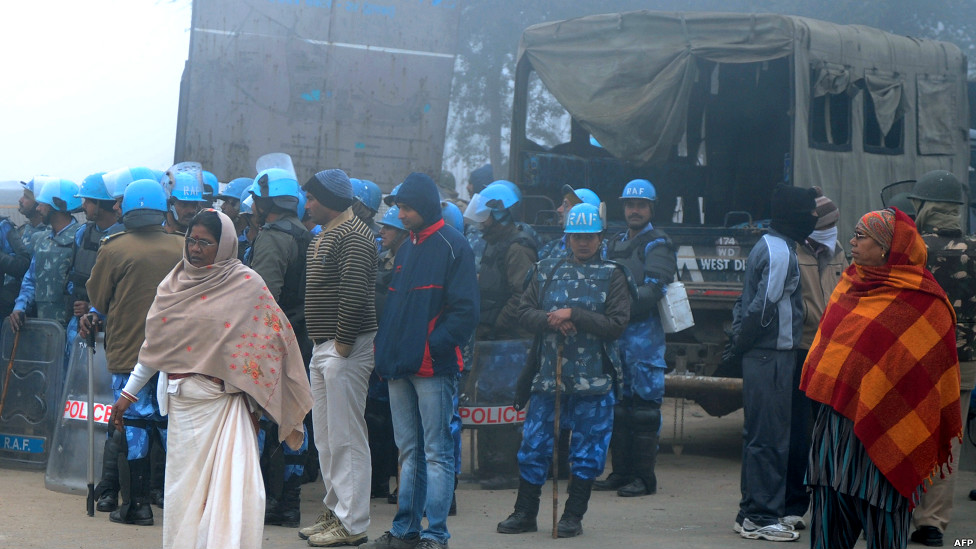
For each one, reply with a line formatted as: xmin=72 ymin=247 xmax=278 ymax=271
xmin=109 ymin=396 xmax=132 ymax=434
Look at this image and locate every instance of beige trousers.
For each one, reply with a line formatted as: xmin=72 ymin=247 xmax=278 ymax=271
xmin=912 ymin=360 xmax=976 ymax=533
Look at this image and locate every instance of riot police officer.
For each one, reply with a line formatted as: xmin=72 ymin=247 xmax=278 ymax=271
xmin=497 ymin=203 xmax=631 ymax=538
xmin=538 ymin=185 xmax=601 ymax=260
xmin=465 ymin=181 xmax=538 ymax=490
xmin=351 ymin=178 xmax=383 ymax=239
xmin=86 ymin=179 xmax=184 ymax=525
xmin=246 ymin=167 xmax=314 ymax=528
xmin=595 ymin=179 xmax=676 ymax=497
xmin=9 ymin=178 xmax=82 ymax=331
xmin=16 ymin=176 xmax=49 ymax=252
xmin=908 ymin=170 xmax=976 ymax=547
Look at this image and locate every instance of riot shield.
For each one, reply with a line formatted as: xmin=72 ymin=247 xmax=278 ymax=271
xmin=459 ymin=339 xmax=531 ymax=427
xmin=0 ymin=318 xmax=67 ymax=468
xmin=45 ymin=334 xmax=113 ymax=494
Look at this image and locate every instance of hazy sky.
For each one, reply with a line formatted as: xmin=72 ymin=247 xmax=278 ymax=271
xmin=0 ymin=0 xmax=191 ymax=183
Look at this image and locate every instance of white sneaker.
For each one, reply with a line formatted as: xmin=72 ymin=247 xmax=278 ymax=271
xmin=299 ymin=509 xmax=340 ymax=540
xmin=739 ymin=518 xmax=800 ymax=542
xmin=733 ymin=520 xmax=743 ymax=534
xmin=307 ymin=522 xmax=368 ymax=547
xmin=779 ymin=515 xmax=806 ymax=530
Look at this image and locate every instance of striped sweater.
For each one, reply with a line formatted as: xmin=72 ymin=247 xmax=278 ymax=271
xmin=304 ymin=208 xmax=378 ymax=345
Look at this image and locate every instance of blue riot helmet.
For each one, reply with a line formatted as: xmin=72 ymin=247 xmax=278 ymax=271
xmin=201 ymin=170 xmax=218 ymax=202
xmin=355 ymin=179 xmax=382 ymax=213
xmin=464 ymin=182 xmax=519 ymax=224
xmin=441 ymin=201 xmax=464 ymax=231
xmin=296 ymin=186 xmax=307 ymax=219
xmin=493 ymin=179 xmax=522 ymax=202
xmin=379 ymin=205 xmax=405 ymax=231
xmin=240 ymin=191 xmax=254 ymax=216
xmin=121 ymin=179 xmax=168 ymax=229
xmin=564 ymin=203 xmax=604 ymax=233
xmin=76 ymin=172 xmax=112 ymax=201
xmin=37 ymin=178 xmax=82 ymax=213
xmin=561 ymin=184 xmax=601 ymax=208
xmin=383 ymin=183 xmax=402 ymax=206
xmin=103 ymin=167 xmax=136 ymax=200
xmin=620 ymin=179 xmax=657 ymax=201
xmin=168 ymin=171 xmax=205 ymax=202
xmin=251 ymin=168 xmax=300 ymax=211
xmin=129 ymin=167 xmax=158 ymax=186
xmin=217 ymin=177 xmax=254 ymax=203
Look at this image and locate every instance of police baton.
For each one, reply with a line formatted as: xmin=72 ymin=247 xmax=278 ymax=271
xmin=85 ymin=315 xmax=98 ymax=517
xmin=551 ymin=337 xmax=563 ymax=539
xmin=0 ymin=330 xmax=21 ymax=419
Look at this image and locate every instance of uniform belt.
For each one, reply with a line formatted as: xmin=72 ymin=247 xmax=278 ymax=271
xmin=168 ymin=372 xmax=222 ymax=385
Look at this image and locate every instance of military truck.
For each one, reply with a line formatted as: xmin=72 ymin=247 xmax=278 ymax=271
xmin=508 ymin=11 xmax=970 ymax=416
xmin=174 ymin=0 xmax=461 ymax=188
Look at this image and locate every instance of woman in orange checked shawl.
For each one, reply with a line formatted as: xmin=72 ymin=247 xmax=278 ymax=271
xmin=800 ymin=207 xmax=961 ymax=549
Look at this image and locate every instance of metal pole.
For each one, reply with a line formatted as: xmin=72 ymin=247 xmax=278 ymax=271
xmin=85 ymin=320 xmax=97 ymax=517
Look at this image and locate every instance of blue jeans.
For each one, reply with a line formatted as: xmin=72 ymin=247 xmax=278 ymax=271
xmin=389 ymin=375 xmax=457 ymax=545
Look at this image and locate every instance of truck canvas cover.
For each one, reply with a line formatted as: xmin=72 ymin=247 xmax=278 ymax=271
xmin=518 ymin=11 xmax=969 ymax=236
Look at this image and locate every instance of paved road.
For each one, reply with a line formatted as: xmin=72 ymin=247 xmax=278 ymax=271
xmin=1 ymin=401 xmax=974 ymax=549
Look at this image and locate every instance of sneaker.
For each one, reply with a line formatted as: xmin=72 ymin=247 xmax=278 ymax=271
xmin=779 ymin=515 xmax=805 ymax=530
xmin=306 ymin=522 xmax=367 ymax=547
xmin=299 ymin=509 xmax=340 ymax=540
xmin=739 ymin=518 xmax=800 ymax=542
xmin=362 ymin=531 xmax=420 ymax=549
xmin=733 ymin=520 xmax=742 ymax=534
xmin=414 ymin=539 xmax=447 ymax=549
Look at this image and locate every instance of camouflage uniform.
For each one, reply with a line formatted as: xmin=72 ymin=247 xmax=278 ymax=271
xmin=913 ymin=227 xmax=976 ymax=535
xmin=14 ymin=219 xmax=79 ymax=327
xmin=0 ymin=217 xmax=32 ymax=317
xmin=515 ymin=256 xmax=631 ymax=485
xmin=598 ymin=223 xmax=676 ymax=496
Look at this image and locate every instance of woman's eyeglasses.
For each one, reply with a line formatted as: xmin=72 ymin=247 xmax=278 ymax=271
xmin=185 ymin=236 xmax=216 ymax=249
xmin=851 ymin=231 xmax=869 ymax=240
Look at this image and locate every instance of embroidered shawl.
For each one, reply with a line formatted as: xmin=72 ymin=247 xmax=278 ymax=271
xmin=800 ymin=207 xmax=961 ymax=499
xmin=138 ymin=210 xmax=312 ymax=446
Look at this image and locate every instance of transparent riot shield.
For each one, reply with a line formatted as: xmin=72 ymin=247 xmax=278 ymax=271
xmin=0 ymin=318 xmax=67 ymax=468
xmin=256 ymin=152 xmax=297 ymax=179
xmin=45 ymin=334 xmax=113 ymax=494
xmin=459 ymin=339 xmax=531 ymax=427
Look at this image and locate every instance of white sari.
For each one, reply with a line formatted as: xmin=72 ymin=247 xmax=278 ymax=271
xmin=163 ymin=375 xmax=265 ymax=549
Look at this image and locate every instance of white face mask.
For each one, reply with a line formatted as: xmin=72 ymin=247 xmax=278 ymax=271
xmin=808 ymin=226 xmax=838 ymax=249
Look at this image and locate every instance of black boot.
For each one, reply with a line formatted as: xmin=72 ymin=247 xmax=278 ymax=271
xmin=556 ymin=476 xmax=593 ymax=538
xmin=594 ymin=402 xmax=632 ymax=491
xmin=618 ymin=403 xmax=659 ymax=497
xmin=94 ymin=433 xmax=121 ymax=512
xmin=497 ymin=478 xmax=542 ymax=534
xmin=110 ymin=455 xmax=154 ymax=526
xmin=268 ymin=476 xmax=302 ymax=527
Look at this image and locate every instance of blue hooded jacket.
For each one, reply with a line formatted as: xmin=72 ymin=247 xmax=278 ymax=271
xmin=375 ymin=173 xmax=479 ymax=378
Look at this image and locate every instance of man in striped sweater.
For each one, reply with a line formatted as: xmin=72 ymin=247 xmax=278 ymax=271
xmin=299 ymin=169 xmax=379 ymax=547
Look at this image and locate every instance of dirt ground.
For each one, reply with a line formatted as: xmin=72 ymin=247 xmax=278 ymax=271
xmin=1 ymin=399 xmax=974 ymax=549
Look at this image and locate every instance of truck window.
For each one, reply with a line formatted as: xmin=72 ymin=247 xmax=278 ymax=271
xmin=525 ymin=72 xmax=571 ymax=150
xmin=863 ymin=72 xmax=904 ymax=155
xmin=809 ymin=65 xmax=852 ymax=151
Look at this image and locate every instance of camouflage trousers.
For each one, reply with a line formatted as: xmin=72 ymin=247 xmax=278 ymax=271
xmin=517 ymin=391 xmax=615 ymax=485
xmin=111 ymin=373 xmax=166 ymax=460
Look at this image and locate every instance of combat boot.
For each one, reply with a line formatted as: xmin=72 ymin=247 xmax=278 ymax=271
xmin=94 ymin=432 xmax=121 ymax=512
xmin=618 ymin=404 xmax=659 ymax=497
xmin=556 ymin=476 xmax=593 ymax=538
xmin=110 ymin=456 xmax=154 ymax=526
xmin=269 ymin=476 xmax=302 ymax=528
xmin=496 ymin=478 xmax=542 ymax=534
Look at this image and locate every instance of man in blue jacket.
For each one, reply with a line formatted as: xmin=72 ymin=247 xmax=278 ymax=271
xmin=370 ymin=173 xmax=479 ymax=549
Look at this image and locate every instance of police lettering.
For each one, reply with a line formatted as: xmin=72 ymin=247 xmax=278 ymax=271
xmin=458 ymin=406 xmax=526 ymax=425
xmin=62 ymin=399 xmax=113 ymax=424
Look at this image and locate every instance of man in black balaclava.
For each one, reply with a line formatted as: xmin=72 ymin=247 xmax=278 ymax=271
xmin=727 ymin=184 xmax=817 ymax=542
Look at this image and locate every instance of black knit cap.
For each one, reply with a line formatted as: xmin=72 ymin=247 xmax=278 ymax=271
xmin=305 ymin=169 xmax=354 ymax=212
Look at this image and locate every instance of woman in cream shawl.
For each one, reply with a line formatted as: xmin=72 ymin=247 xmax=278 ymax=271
xmin=111 ymin=209 xmax=312 ymax=549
